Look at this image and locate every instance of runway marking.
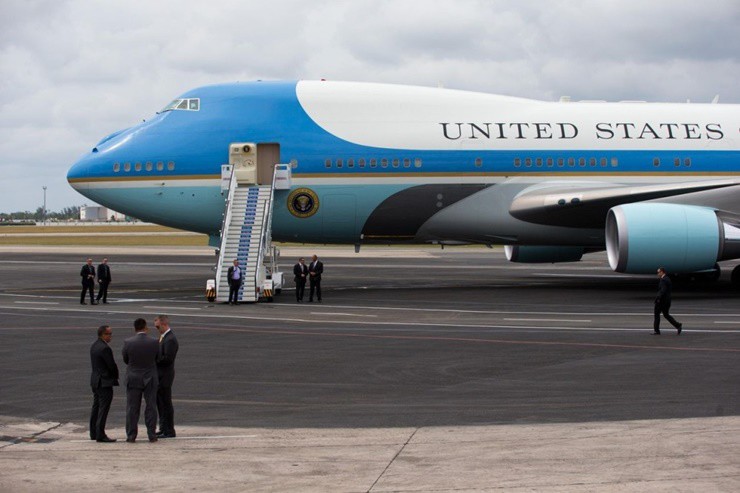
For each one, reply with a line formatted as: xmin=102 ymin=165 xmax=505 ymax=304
xmin=714 ymin=321 xmax=740 ymax=324
xmin=310 ymin=312 xmax=378 ymax=317
xmin=504 ymin=318 xmax=592 ymax=323
xmin=143 ymin=305 xmax=202 ymax=311
xmin=13 ymin=301 xmax=60 ymax=305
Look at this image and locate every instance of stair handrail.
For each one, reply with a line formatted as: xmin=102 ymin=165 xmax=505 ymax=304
xmin=252 ymin=165 xmax=280 ymax=294
xmin=215 ymin=165 xmax=238 ymax=293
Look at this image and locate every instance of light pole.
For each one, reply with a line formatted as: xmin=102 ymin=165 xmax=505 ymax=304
xmin=42 ymin=186 xmax=47 ymax=225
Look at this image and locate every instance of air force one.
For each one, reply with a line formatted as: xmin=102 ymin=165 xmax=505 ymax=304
xmin=67 ymin=80 xmax=740 ymax=284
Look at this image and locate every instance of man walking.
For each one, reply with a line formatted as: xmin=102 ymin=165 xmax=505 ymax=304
xmin=227 ymin=259 xmax=243 ymax=305
xmin=155 ymin=315 xmax=179 ymax=438
xmin=308 ymin=254 xmax=323 ymax=303
xmin=80 ymin=258 xmax=97 ymax=305
xmin=654 ymin=267 xmax=683 ymax=335
xmin=122 ymin=318 xmax=160 ymax=442
xmin=96 ymin=258 xmax=112 ymax=304
xmin=293 ymin=257 xmax=308 ymax=302
xmin=89 ymin=325 xmax=118 ymax=443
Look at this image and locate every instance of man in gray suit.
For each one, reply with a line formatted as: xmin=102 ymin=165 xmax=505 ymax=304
xmin=122 ymin=318 xmax=160 ymax=442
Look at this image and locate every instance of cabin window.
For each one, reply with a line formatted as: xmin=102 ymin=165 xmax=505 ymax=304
xmin=370 ymin=159 xmax=377 ymax=168
xmin=336 ymin=159 xmax=343 ymax=168
xmin=145 ymin=161 xmax=153 ymax=171
xmin=348 ymin=159 xmax=355 ymax=168
xmin=123 ymin=162 xmax=131 ymax=172
xmin=392 ymin=158 xmax=399 ymax=168
xmin=557 ymin=158 xmax=564 ymax=167
xmin=474 ymin=158 xmax=482 ymax=167
xmin=514 ymin=158 xmax=521 ymax=167
xmin=156 ymin=161 xmax=164 ymax=171
xmin=684 ymin=158 xmax=691 ymax=167
xmin=546 ymin=158 xmax=553 ymax=167
xmin=113 ymin=162 xmax=120 ymax=172
xmin=578 ymin=157 xmax=586 ymax=167
xmin=358 ymin=158 xmax=366 ymax=168
xmin=568 ymin=157 xmax=575 ymax=167
xmin=674 ymin=158 xmax=680 ymax=167
xmin=414 ymin=158 xmax=422 ymax=168
xmin=525 ymin=158 xmax=532 ymax=167
xmin=290 ymin=159 xmax=298 ymax=168
xmin=167 ymin=161 xmax=175 ymax=171
xmin=536 ymin=158 xmax=543 ymax=167
xmin=381 ymin=158 xmax=388 ymax=168
xmin=600 ymin=158 xmax=607 ymax=167
xmin=134 ymin=162 xmax=142 ymax=171
xmin=404 ymin=158 xmax=411 ymax=168
xmin=589 ymin=158 xmax=596 ymax=167
xmin=325 ymin=159 xmax=331 ymax=168
xmin=653 ymin=158 xmax=660 ymax=167
xmin=611 ymin=157 xmax=618 ymax=166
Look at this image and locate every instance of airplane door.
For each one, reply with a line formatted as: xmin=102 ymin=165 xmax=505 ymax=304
xmin=257 ymin=143 xmax=280 ymax=185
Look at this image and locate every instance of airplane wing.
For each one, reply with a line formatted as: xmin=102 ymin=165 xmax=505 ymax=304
xmin=509 ymin=179 xmax=740 ymax=228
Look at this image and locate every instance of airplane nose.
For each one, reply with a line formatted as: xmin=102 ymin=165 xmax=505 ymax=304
xmin=67 ymin=153 xmax=92 ymax=193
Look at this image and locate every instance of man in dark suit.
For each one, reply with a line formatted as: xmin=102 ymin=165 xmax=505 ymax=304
xmin=122 ymin=318 xmax=160 ymax=442
xmin=154 ymin=314 xmax=179 ymax=438
xmin=80 ymin=258 xmax=97 ymax=305
xmin=227 ymin=259 xmax=243 ymax=305
xmin=293 ymin=257 xmax=308 ymax=302
xmin=654 ymin=267 xmax=683 ymax=335
xmin=89 ymin=325 xmax=119 ymax=443
xmin=96 ymin=257 xmax=112 ymax=304
xmin=308 ymin=254 xmax=323 ymax=303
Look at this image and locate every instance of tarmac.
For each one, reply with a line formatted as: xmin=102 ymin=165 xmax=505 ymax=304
xmin=0 ymin=246 xmax=739 ymax=491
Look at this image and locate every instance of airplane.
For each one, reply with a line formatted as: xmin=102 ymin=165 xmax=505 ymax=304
xmin=67 ymin=80 xmax=740 ymax=284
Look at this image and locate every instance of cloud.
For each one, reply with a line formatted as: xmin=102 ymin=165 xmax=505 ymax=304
xmin=1 ymin=0 xmax=739 ymax=211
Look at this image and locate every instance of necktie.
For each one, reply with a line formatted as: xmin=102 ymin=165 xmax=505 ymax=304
xmin=159 ymin=334 xmax=164 ymax=343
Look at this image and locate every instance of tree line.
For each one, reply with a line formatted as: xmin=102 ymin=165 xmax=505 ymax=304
xmin=0 ymin=206 xmax=81 ymax=222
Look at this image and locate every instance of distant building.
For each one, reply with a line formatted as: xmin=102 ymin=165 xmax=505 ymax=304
xmin=79 ymin=205 xmax=127 ymax=222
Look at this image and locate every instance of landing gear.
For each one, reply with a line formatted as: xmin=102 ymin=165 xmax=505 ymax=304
xmin=732 ymin=265 xmax=740 ymax=289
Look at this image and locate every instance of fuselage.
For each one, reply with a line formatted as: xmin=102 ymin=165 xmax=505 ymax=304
xmin=67 ymin=80 xmax=740 ymax=247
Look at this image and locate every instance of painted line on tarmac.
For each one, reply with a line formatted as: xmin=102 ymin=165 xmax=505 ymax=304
xmin=4 ymin=306 xmax=740 ymax=337
xmin=70 ymin=434 xmax=258 ymax=443
xmin=310 ymin=312 xmax=378 ymax=317
xmin=504 ymin=318 xmax=592 ymax=323
xmin=13 ymin=301 xmax=60 ymax=305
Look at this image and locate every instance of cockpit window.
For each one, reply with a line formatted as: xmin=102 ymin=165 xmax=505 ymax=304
xmin=160 ymin=98 xmax=200 ymax=112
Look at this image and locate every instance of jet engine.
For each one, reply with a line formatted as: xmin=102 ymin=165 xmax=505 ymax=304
xmin=606 ymin=203 xmax=740 ymax=274
xmin=505 ymin=245 xmax=585 ymax=263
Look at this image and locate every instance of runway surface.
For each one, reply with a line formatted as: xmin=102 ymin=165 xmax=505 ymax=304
xmin=1 ymin=247 xmax=739 ymax=429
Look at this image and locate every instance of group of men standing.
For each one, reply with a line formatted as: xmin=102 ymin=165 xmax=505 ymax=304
xmin=89 ymin=315 xmax=179 ymax=443
xmin=80 ymin=257 xmax=112 ymax=305
xmin=293 ymin=255 xmax=323 ymax=303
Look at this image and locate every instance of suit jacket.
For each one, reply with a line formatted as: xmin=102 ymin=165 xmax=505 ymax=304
xmin=157 ymin=330 xmax=179 ymax=388
xmin=97 ymin=263 xmax=112 ymax=283
xmin=80 ymin=264 xmax=95 ymax=284
xmin=90 ymin=338 xmax=119 ymax=389
xmin=122 ymin=332 xmax=159 ymax=389
xmin=656 ymin=275 xmax=672 ymax=304
xmin=293 ymin=263 xmax=307 ymax=282
xmin=308 ymin=260 xmax=323 ymax=281
xmin=227 ymin=265 xmax=244 ymax=287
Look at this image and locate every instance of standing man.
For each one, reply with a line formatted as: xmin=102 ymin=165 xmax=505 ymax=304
xmin=293 ymin=257 xmax=308 ymax=302
xmin=80 ymin=258 xmax=97 ymax=305
xmin=122 ymin=318 xmax=160 ymax=442
xmin=227 ymin=259 xmax=243 ymax=305
xmin=96 ymin=257 xmax=112 ymax=304
xmin=654 ymin=267 xmax=683 ymax=335
xmin=154 ymin=315 xmax=179 ymax=438
xmin=89 ymin=325 xmax=118 ymax=443
xmin=308 ymin=254 xmax=323 ymax=303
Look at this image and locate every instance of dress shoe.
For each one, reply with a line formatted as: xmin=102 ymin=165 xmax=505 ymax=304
xmin=126 ymin=438 xmax=136 ymax=443
xmin=157 ymin=433 xmax=176 ymax=438
xmin=148 ymin=436 xmax=158 ymax=442
xmin=90 ymin=436 xmax=97 ymax=441
xmin=96 ymin=436 xmax=117 ymax=443
xmin=91 ymin=302 xmax=98 ymax=305
xmin=80 ymin=302 xmax=87 ymax=305
xmin=652 ymin=331 xmax=661 ymax=335
xmin=677 ymin=323 xmax=682 ymax=335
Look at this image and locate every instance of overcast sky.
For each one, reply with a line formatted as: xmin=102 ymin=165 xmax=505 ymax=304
xmin=1 ymin=0 xmax=738 ymax=212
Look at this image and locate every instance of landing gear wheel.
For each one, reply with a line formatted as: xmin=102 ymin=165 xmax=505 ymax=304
xmin=708 ymin=263 xmax=721 ymax=282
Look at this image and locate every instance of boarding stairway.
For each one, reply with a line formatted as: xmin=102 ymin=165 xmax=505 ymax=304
xmin=213 ymin=144 xmax=288 ymax=303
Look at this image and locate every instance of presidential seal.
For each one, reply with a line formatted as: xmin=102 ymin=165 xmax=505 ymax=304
xmin=287 ymin=188 xmax=319 ymax=218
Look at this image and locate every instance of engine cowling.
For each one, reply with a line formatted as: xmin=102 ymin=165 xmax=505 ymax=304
xmin=505 ymin=245 xmax=585 ymax=263
xmin=606 ymin=203 xmax=740 ymax=274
